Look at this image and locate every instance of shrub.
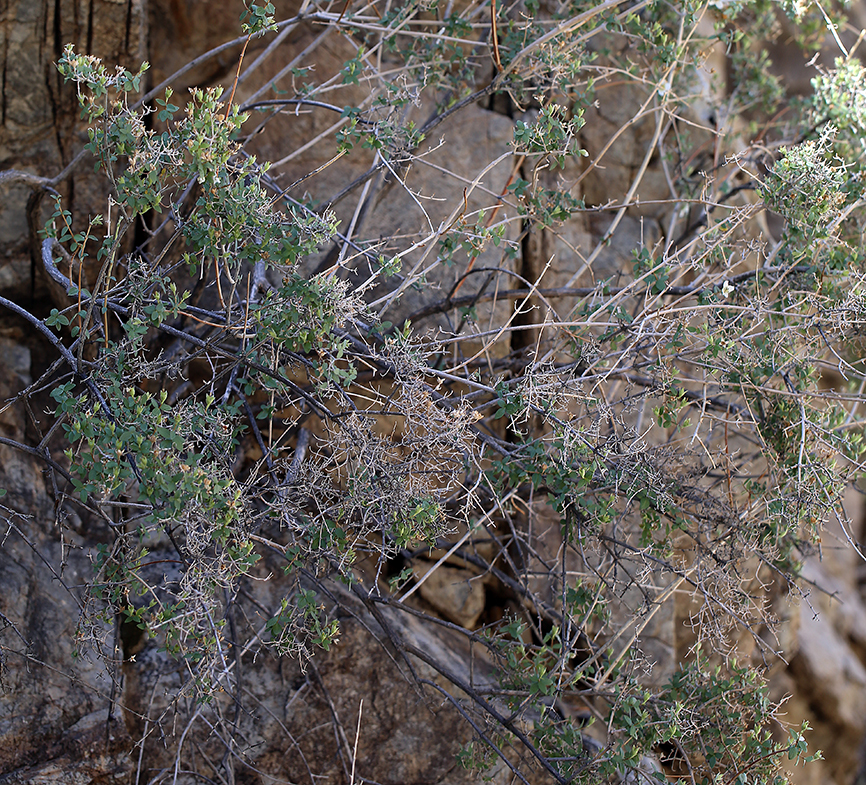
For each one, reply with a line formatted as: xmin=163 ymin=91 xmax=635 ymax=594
xmin=3 ymin=0 xmax=864 ymax=781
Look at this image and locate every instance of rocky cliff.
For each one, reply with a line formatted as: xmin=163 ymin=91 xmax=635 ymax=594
xmin=2 ymin=2 xmax=866 ymax=784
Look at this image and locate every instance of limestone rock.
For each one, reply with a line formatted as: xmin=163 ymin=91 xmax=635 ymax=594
xmin=0 ymin=712 xmax=132 ymax=784
xmin=0 ymin=467 xmax=130 ymax=781
xmin=118 ymin=575 xmax=507 ymax=785
xmin=793 ymin=606 xmax=866 ymax=733
xmin=0 ymin=0 xmax=147 ymax=299
xmin=412 ymin=561 xmax=487 ymax=629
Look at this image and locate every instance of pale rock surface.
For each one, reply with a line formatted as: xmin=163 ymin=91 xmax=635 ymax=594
xmin=0 ymin=481 xmax=132 ymax=782
xmin=412 ymin=561 xmax=487 ymax=628
xmin=774 ymin=493 xmax=866 ymax=785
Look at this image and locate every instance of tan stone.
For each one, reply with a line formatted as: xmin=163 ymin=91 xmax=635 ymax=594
xmin=413 ymin=561 xmax=486 ymax=629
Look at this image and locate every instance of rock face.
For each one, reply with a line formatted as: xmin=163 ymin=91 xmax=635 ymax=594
xmin=776 ymin=498 xmax=866 ymax=785
xmin=0 ymin=0 xmax=147 ymax=299
xmin=115 ymin=574 xmax=501 ymax=785
xmin=2 ymin=3 xmax=866 ymax=785
xmin=0 ymin=329 xmax=131 ymax=782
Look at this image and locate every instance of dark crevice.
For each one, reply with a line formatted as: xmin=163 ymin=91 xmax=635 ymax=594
xmin=86 ymin=0 xmax=94 ymax=55
xmin=487 ymin=89 xmax=514 ymax=118
xmin=53 ymin=0 xmax=62 ymax=58
xmin=131 ymin=215 xmax=152 ymax=268
xmin=510 ymin=223 xmax=538 ymax=362
xmin=118 ymin=610 xmax=146 ymax=661
xmin=125 ymin=0 xmax=133 ymax=55
xmin=2 ymin=25 xmax=7 ymax=128
xmin=485 ymin=63 xmax=513 ymax=118
xmin=26 ymin=189 xmax=47 ymax=304
xmin=45 ymin=0 xmax=65 ymax=173
xmin=132 ymin=93 xmax=156 ymax=259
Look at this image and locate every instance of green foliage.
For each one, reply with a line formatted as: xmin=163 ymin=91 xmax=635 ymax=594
xmin=240 ymin=0 xmax=277 ymax=36
xmin=266 ymin=590 xmax=340 ymax=659
xmin=513 ymin=104 xmax=587 ymax=169
xmin=761 ymin=127 xmax=846 ymax=251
